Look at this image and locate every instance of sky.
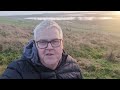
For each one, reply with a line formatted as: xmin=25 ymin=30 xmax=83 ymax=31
xmin=0 ymin=11 xmax=99 ymax=16
xmin=0 ymin=11 xmax=119 ymax=16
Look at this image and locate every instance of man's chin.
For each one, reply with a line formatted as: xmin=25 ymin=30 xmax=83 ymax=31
xmin=44 ymin=58 xmax=59 ymax=65
xmin=45 ymin=56 xmax=54 ymax=59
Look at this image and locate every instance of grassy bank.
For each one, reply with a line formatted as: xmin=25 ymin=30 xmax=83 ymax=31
xmin=0 ymin=17 xmax=120 ymax=79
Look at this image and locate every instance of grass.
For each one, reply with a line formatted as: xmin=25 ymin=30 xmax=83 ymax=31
xmin=0 ymin=48 xmax=22 ymax=65
xmin=0 ymin=17 xmax=120 ymax=79
xmin=0 ymin=16 xmax=39 ymax=28
xmin=0 ymin=65 xmax=7 ymax=75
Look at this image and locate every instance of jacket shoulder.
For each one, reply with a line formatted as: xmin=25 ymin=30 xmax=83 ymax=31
xmin=8 ymin=59 xmax=28 ymax=70
xmin=65 ymin=55 xmax=83 ymax=79
xmin=0 ymin=59 xmax=29 ymax=79
xmin=66 ymin=55 xmax=78 ymax=63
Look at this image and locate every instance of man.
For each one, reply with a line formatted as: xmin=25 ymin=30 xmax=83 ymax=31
xmin=0 ymin=20 xmax=83 ymax=79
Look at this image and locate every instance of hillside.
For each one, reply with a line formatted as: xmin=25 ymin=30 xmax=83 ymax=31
xmin=0 ymin=16 xmax=120 ymax=79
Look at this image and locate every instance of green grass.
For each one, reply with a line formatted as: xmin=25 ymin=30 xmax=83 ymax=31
xmin=0 ymin=65 xmax=7 ymax=75
xmin=82 ymin=59 xmax=120 ymax=79
xmin=0 ymin=16 xmax=39 ymax=28
xmin=0 ymin=17 xmax=120 ymax=79
xmin=0 ymin=48 xmax=22 ymax=65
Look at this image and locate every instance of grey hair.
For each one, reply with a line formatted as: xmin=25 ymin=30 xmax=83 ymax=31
xmin=33 ymin=20 xmax=63 ymax=41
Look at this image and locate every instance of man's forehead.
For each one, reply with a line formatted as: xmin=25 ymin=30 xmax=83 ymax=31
xmin=38 ymin=38 xmax=60 ymax=41
xmin=39 ymin=26 xmax=59 ymax=33
xmin=36 ymin=27 xmax=61 ymax=41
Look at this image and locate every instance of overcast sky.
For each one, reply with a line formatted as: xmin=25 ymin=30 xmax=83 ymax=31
xmin=0 ymin=11 xmax=100 ymax=16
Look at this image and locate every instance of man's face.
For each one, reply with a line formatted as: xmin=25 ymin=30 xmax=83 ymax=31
xmin=35 ymin=27 xmax=63 ymax=70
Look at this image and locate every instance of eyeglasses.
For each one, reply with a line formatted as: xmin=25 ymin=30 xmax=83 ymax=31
xmin=36 ymin=39 xmax=62 ymax=49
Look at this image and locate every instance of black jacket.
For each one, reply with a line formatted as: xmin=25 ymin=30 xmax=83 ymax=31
xmin=0 ymin=40 xmax=83 ymax=79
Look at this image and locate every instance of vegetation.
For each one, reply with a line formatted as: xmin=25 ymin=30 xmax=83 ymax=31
xmin=0 ymin=16 xmax=120 ymax=79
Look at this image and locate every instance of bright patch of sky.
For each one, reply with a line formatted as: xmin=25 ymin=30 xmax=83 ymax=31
xmin=0 ymin=11 xmax=101 ymax=16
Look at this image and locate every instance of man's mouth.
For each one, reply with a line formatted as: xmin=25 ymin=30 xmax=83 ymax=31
xmin=46 ymin=53 xmax=54 ymax=56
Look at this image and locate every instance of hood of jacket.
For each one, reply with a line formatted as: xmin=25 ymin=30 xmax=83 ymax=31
xmin=21 ymin=40 xmax=41 ymax=65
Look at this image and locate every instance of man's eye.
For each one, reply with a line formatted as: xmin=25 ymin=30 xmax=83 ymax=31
xmin=52 ymin=40 xmax=59 ymax=44
xmin=39 ymin=41 xmax=47 ymax=44
xmin=53 ymin=40 xmax=59 ymax=42
xmin=40 ymin=41 xmax=46 ymax=43
xmin=53 ymin=41 xmax=58 ymax=43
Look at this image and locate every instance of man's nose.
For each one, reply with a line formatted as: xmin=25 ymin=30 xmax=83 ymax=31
xmin=46 ymin=43 xmax=53 ymax=49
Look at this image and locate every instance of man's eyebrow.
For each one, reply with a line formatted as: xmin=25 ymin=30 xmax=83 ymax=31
xmin=38 ymin=38 xmax=60 ymax=41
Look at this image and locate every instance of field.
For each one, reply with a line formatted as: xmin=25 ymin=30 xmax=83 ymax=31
xmin=0 ymin=16 xmax=120 ymax=79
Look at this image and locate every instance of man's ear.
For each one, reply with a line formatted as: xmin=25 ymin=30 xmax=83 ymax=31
xmin=61 ymin=40 xmax=64 ymax=49
xmin=62 ymin=40 xmax=64 ymax=45
xmin=36 ymin=43 xmax=39 ymax=49
xmin=33 ymin=40 xmax=38 ymax=49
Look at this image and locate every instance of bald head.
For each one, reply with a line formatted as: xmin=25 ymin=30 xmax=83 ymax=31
xmin=33 ymin=20 xmax=63 ymax=42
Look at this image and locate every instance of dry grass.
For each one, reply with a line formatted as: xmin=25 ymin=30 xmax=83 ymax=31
xmin=0 ymin=65 xmax=7 ymax=75
xmin=0 ymin=24 xmax=33 ymax=52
